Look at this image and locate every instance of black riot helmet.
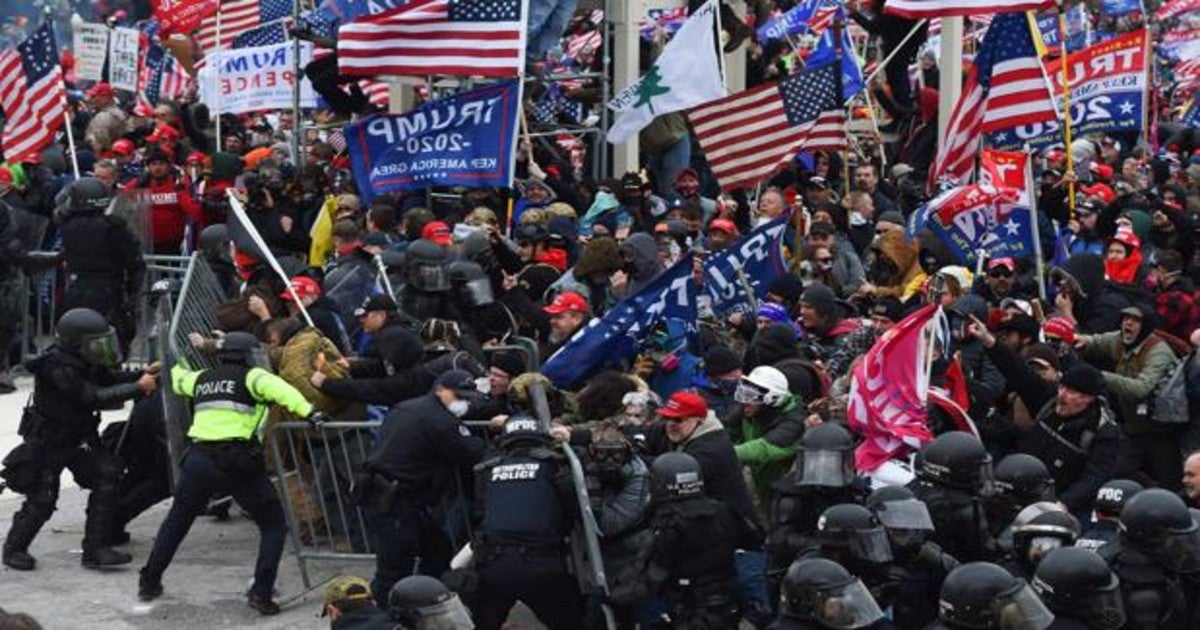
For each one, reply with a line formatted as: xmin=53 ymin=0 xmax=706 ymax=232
xmin=199 ymin=223 xmax=230 ymax=258
xmin=795 ymin=422 xmax=856 ymax=488
xmin=649 ymin=452 xmax=704 ymax=503
xmin=404 ymin=239 xmax=451 ymax=292
xmin=993 ymin=454 xmax=1055 ymax=504
xmin=498 ymin=413 xmax=552 ymax=448
xmin=1093 ymin=479 xmax=1143 ymax=519
xmin=1032 ymin=547 xmax=1126 ymax=630
xmin=62 ymin=176 xmax=113 ymax=217
xmin=56 ymin=308 xmax=122 ymax=366
xmin=387 ymin=575 xmax=474 ymax=629
xmin=215 ymin=331 xmax=261 ymax=366
xmin=1118 ymin=488 xmax=1200 ymax=573
xmin=817 ymin=504 xmax=894 ymax=564
xmin=865 ymin=485 xmax=935 ymax=551
xmin=938 ymin=562 xmax=1054 ymax=630
xmin=914 ymin=431 xmax=994 ymax=495
xmin=780 ymin=558 xmax=885 ymax=628
xmin=448 ymin=260 xmax=494 ymax=307
xmin=1012 ymin=510 xmax=1081 ymax=571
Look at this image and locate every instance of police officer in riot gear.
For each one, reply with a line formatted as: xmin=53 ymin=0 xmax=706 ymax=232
xmin=1097 ymin=488 xmax=1199 ymax=629
xmin=619 ymin=451 xmax=760 ymax=628
xmin=767 ymin=422 xmax=865 ymax=598
xmin=471 ymin=414 xmax=583 ymax=629
xmin=908 ymin=431 xmax=999 ymax=562
xmin=399 ymin=239 xmax=455 ymax=321
xmin=931 ymin=561 xmax=1055 ymax=629
xmin=56 ymin=177 xmax=145 ymax=350
xmin=448 ymin=259 xmax=512 ymax=345
xmin=388 ymin=575 xmax=476 ymax=629
xmin=1007 ymin=510 xmax=1082 ymax=580
xmin=866 ymin=484 xmax=959 ymax=628
xmin=1076 ymin=479 xmax=1143 ymax=552
xmin=987 ymin=454 xmax=1056 ymax=538
xmin=1 ymin=308 xmax=156 ymax=571
xmin=1032 ymin=547 xmax=1127 ymax=630
xmin=807 ymin=504 xmax=901 ymax=614
xmin=771 ymin=558 xmax=885 ymax=630
xmin=138 ymin=331 xmax=329 ymax=614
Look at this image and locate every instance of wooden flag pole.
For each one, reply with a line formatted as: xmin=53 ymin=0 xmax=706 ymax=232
xmin=1057 ymin=5 xmax=1076 ymax=220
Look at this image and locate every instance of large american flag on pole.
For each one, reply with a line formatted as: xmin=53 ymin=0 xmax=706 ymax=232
xmin=885 ymin=0 xmax=1053 ymax=18
xmin=196 ymin=0 xmax=294 ymax=52
xmin=930 ymin=12 xmax=1055 ymax=187
xmin=0 ymin=22 xmax=66 ymax=163
xmin=690 ymin=61 xmax=846 ymax=192
xmin=337 ymin=0 xmax=526 ymax=78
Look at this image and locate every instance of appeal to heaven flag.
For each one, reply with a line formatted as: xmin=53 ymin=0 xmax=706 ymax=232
xmin=606 ymin=0 xmax=724 ymax=145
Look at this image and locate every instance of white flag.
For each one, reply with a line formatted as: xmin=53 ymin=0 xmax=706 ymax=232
xmin=606 ymin=0 xmax=724 ymax=145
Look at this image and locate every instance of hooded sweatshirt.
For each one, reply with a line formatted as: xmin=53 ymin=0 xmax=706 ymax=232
xmin=871 ymin=230 xmax=926 ymax=302
xmin=618 ymin=233 xmax=665 ymax=295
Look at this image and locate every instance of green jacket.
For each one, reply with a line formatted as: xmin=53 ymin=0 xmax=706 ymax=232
xmin=1080 ymin=331 xmax=1177 ymax=434
xmin=172 ymin=363 xmax=314 ymax=441
xmin=729 ymin=398 xmax=806 ymax=504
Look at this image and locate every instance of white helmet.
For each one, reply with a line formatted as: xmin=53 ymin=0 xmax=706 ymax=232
xmin=736 ymin=366 xmax=791 ymax=407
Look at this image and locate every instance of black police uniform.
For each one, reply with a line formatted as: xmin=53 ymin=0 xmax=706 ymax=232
xmin=2 ymin=323 xmax=145 ymax=570
xmin=57 ymin=178 xmax=145 ymax=350
xmin=472 ymin=424 xmax=583 ymax=629
xmin=770 ymin=558 xmax=885 ymax=630
xmin=359 ymin=390 xmax=486 ymax=601
xmin=765 ymin=477 xmax=865 ymax=600
xmin=907 ymin=433 xmax=998 ymax=562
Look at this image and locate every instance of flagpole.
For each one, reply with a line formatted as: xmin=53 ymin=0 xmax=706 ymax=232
xmin=62 ymin=108 xmax=80 ymax=180
xmin=834 ymin=15 xmax=850 ymax=199
xmin=1023 ymin=142 xmax=1048 ymax=302
xmin=291 ymin=0 xmax=303 ymax=169
xmin=214 ymin=6 xmax=223 ymax=149
xmin=864 ymin=19 xmax=926 ymax=84
xmin=1057 ymin=3 xmax=1076 ymax=219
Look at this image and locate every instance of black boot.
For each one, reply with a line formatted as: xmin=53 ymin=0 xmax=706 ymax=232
xmin=138 ymin=572 xmax=164 ymax=601
xmin=2 ymin=547 xmax=35 ymax=571
xmin=247 ymin=593 xmax=280 ymax=616
xmin=81 ymin=546 xmax=132 ymax=569
xmin=4 ymin=507 xmax=47 ymax=571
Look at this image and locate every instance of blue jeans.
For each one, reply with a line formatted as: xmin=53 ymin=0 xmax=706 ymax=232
xmin=646 ymin=134 xmax=692 ymax=197
xmin=734 ymin=549 xmax=770 ymax=622
xmin=527 ymin=0 xmax=580 ymax=61
xmin=140 ymin=446 xmax=286 ymax=599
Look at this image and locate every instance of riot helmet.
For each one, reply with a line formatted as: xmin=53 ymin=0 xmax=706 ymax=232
xmin=817 ymin=504 xmax=894 ymax=564
xmin=59 ymin=177 xmax=113 ymax=218
xmin=56 ymin=308 xmax=122 ymax=366
xmin=988 ymin=454 xmax=1055 ymax=536
xmin=795 ymin=422 xmax=856 ymax=488
xmin=938 ymin=562 xmax=1054 ymax=630
xmin=199 ymin=224 xmax=230 ymax=258
xmin=734 ymin=365 xmax=792 ymax=407
xmin=1118 ymin=488 xmax=1200 ymax=573
xmin=1032 ymin=547 xmax=1125 ymax=630
xmin=215 ymin=331 xmax=261 ymax=366
xmin=587 ymin=423 xmax=632 ymax=483
xmin=914 ymin=431 xmax=994 ymax=495
xmin=498 ymin=413 xmax=551 ymax=448
xmin=865 ymin=485 xmax=935 ymax=552
xmin=448 ymin=260 xmax=494 ymax=307
xmin=1092 ymin=479 xmax=1143 ymax=519
xmin=780 ymin=558 xmax=885 ymax=629
xmin=404 ymin=239 xmax=451 ymax=292
xmin=1012 ymin=510 xmax=1081 ymax=571
xmin=387 ymin=575 xmax=474 ymax=629
xmin=649 ymin=452 xmax=704 ymax=503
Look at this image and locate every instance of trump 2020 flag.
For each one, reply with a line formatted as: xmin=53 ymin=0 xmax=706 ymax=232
xmin=607 ymin=0 xmax=724 ymax=144
xmin=542 ymin=254 xmax=698 ymax=388
xmin=806 ymin=8 xmax=864 ymax=101
xmin=702 ymin=214 xmax=789 ymax=316
xmin=906 ymin=183 xmax=1031 ymax=267
xmin=756 ymin=0 xmax=838 ymax=43
xmin=345 ymin=80 xmax=520 ymax=201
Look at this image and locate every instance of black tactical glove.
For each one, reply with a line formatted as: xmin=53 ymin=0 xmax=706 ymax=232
xmin=307 ymin=411 xmax=331 ymax=429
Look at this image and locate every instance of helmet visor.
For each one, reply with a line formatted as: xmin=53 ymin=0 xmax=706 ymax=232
xmin=798 ymin=450 xmax=854 ymax=487
xmin=874 ymin=498 xmax=935 ymax=531
xmin=417 ymin=265 xmax=451 ymax=292
xmin=812 ymin=578 xmax=885 ymax=629
xmin=1156 ymin=526 xmax=1200 ymax=573
xmin=79 ymin=328 xmax=122 ymax=366
xmin=848 ymin=526 xmax=895 ymax=563
xmin=415 ymin=596 xmax=475 ymax=629
xmin=463 ymin=277 xmax=494 ymax=306
xmin=994 ymin=583 xmax=1055 ymax=630
xmin=977 ymin=455 xmax=997 ymax=497
xmin=734 ymin=381 xmax=767 ymax=405
xmin=1083 ymin=582 xmax=1126 ymax=630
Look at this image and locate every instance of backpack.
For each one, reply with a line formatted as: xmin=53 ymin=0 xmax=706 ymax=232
xmin=1150 ymin=342 xmax=1193 ymax=426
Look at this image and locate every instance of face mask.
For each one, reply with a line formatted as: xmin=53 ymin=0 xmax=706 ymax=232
xmin=447 ymin=399 xmax=470 ymax=417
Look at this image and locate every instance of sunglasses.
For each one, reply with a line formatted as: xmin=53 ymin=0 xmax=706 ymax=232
xmin=988 ymin=268 xmax=1014 ymax=279
xmin=815 ymin=257 xmax=833 ymax=264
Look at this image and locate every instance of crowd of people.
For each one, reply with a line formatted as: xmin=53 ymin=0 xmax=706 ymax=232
xmin=2 ymin=0 xmax=1200 ymax=629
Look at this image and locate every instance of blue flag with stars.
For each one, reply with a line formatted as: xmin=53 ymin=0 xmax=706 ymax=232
xmin=542 ymin=254 xmax=698 ymax=389
xmin=701 ymin=213 xmax=790 ymax=317
xmin=806 ymin=9 xmax=863 ymax=101
xmin=907 ymin=187 xmax=1036 ymax=267
xmin=344 ymin=79 xmax=520 ymax=201
xmin=1184 ymin=93 xmax=1200 ymax=129
xmin=755 ymin=0 xmax=833 ymax=43
xmin=234 ymin=20 xmax=289 ymax=48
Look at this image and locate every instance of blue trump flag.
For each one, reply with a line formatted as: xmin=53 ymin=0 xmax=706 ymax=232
xmin=755 ymin=0 xmax=830 ymax=43
xmin=1101 ymin=0 xmax=1141 ymax=15
xmin=908 ymin=185 xmax=1035 ymax=267
xmin=542 ymin=254 xmax=698 ymax=389
xmin=345 ymin=80 xmax=521 ymax=201
xmin=702 ymin=213 xmax=789 ymax=316
xmin=807 ymin=10 xmax=864 ymax=101
xmin=1183 ymin=93 xmax=1200 ymax=129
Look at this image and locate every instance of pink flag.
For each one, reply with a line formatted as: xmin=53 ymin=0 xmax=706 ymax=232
xmin=846 ymin=304 xmax=941 ymax=472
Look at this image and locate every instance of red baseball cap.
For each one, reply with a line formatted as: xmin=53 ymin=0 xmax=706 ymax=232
xmin=1079 ymin=183 xmax=1115 ymax=205
xmin=543 ymin=291 xmax=588 ymax=315
xmin=659 ymin=391 xmax=709 ymax=419
xmin=1042 ymin=316 xmax=1077 ymax=345
xmin=422 ymin=221 xmax=452 ymax=246
xmin=709 ymin=218 xmax=737 ymax=234
xmin=987 ymin=257 xmax=1015 ymax=272
xmin=147 ymin=124 xmax=181 ymax=143
xmin=87 ymin=82 xmax=115 ymax=100
xmin=281 ymin=276 xmax=321 ymax=301
xmin=0 ymin=168 xmax=11 ymax=185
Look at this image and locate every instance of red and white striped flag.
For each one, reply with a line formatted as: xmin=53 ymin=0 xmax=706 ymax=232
xmin=195 ymin=0 xmax=294 ymax=52
xmin=885 ymin=0 xmax=1053 ymax=18
xmin=359 ymin=79 xmax=389 ymax=108
xmin=0 ymin=22 xmax=66 ymax=163
xmin=690 ymin=62 xmax=846 ymax=192
xmin=337 ymin=0 xmax=525 ymax=78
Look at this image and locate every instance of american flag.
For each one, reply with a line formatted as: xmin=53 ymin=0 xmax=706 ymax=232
xmin=885 ymin=0 xmax=1053 ymax=18
xmin=930 ymin=13 xmax=1055 ymax=187
xmin=0 ymin=22 xmax=66 ymax=163
xmin=137 ymin=41 xmax=192 ymax=113
xmin=360 ymin=80 xmax=389 ymax=108
xmin=196 ymin=0 xmax=294 ymax=52
xmin=338 ymin=0 xmax=525 ymax=78
xmin=233 ymin=20 xmax=290 ymax=48
xmin=565 ymin=29 xmax=601 ymax=62
xmin=690 ymin=61 xmax=846 ymax=192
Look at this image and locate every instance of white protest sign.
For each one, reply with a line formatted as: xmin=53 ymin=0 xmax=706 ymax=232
xmin=73 ymin=23 xmax=109 ymax=83
xmin=108 ymin=27 xmax=140 ymax=92
xmin=197 ymin=42 xmax=315 ymax=115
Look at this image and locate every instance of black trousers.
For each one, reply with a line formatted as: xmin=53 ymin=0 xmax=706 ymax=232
xmin=474 ymin=554 xmax=583 ymax=630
